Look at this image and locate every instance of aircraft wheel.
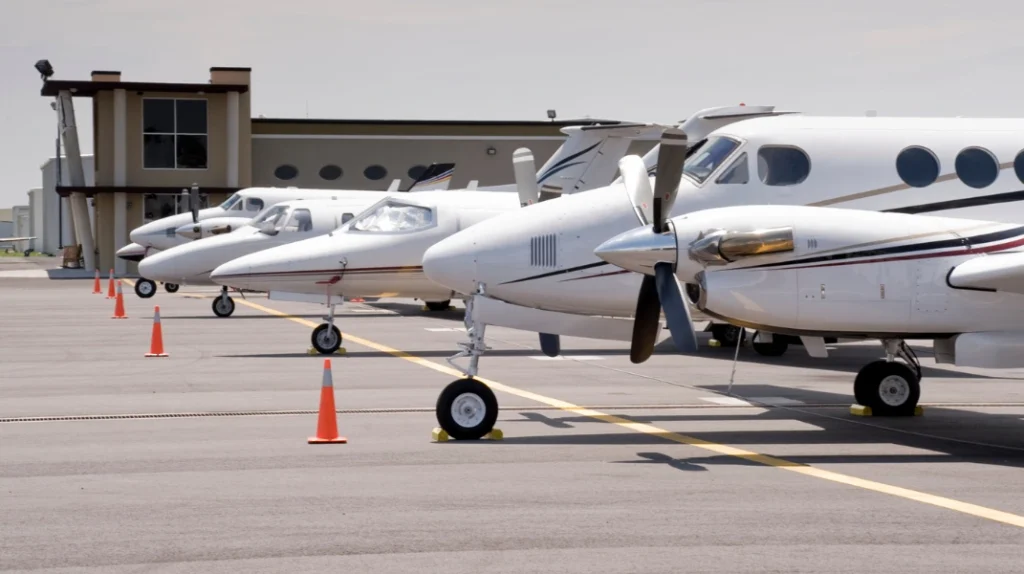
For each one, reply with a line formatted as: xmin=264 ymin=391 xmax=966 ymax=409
xmin=164 ymin=283 xmax=180 ymax=293
xmin=212 ymin=296 xmax=235 ymax=318
xmin=752 ymin=332 xmax=789 ymax=356
xmin=435 ymin=378 xmax=499 ymax=441
xmin=425 ymin=299 xmax=451 ymax=312
xmin=710 ymin=323 xmax=745 ymax=346
xmin=135 ymin=279 xmax=157 ymax=299
xmin=853 ymin=360 xmax=920 ymax=416
xmin=311 ymin=323 xmax=342 ymax=355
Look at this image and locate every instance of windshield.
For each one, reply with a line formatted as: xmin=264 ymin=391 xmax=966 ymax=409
xmin=683 ymin=136 xmax=741 ymax=184
xmin=219 ymin=193 xmax=243 ymax=211
xmin=350 ymin=200 xmax=434 ymax=233
xmin=252 ymin=205 xmax=289 ymax=234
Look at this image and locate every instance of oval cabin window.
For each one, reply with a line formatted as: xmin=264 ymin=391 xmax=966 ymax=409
xmin=896 ymin=147 xmax=939 ymax=188
xmin=955 ymin=147 xmax=999 ymax=189
xmin=756 ymin=146 xmax=810 ymax=186
xmin=408 ymin=165 xmax=428 ymax=180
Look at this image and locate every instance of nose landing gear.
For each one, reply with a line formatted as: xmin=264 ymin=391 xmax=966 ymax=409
xmin=212 ymin=286 xmax=236 ymax=317
xmin=310 ymin=292 xmax=343 ymax=355
xmin=135 ymin=279 xmax=157 ymax=298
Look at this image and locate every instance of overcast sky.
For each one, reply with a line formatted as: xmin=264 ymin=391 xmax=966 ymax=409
xmin=2 ymin=0 xmax=1024 ymax=207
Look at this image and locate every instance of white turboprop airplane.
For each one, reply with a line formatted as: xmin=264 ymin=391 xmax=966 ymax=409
xmin=117 ymin=163 xmax=456 ymax=298
xmin=208 ymin=121 xmax=669 ymax=353
xmin=420 ymin=115 xmax=1024 ymax=439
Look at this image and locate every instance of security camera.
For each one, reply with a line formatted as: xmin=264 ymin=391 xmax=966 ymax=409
xmin=34 ymin=59 xmax=54 ymax=80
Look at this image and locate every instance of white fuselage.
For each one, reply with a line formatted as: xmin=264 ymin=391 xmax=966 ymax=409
xmin=422 ymin=115 xmax=1024 ymax=321
xmin=209 ymin=191 xmax=522 ymax=300
xmin=135 ymin=195 xmax=390 ymax=285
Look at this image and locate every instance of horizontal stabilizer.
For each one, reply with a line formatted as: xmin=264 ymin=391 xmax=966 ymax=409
xmin=471 ymin=295 xmax=641 ymax=342
xmin=947 ymin=252 xmax=1024 ymax=294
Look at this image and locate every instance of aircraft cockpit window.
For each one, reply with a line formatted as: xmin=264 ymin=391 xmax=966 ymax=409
xmin=716 ymin=152 xmax=749 ymax=184
xmin=245 ymin=197 xmax=265 ymax=212
xmin=757 ymin=146 xmax=811 ymax=186
xmin=350 ymin=200 xmax=434 ymax=233
xmin=219 ymin=193 xmax=242 ymax=211
xmin=283 ymin=208 xmax=314 ymax=233
xmin=253 ymin=205 xmax=289 ymax=235
xmin=341 ymin=213 xmax=354 ymax=224
xmin=683 ymin=136 xmax=740 ymax=184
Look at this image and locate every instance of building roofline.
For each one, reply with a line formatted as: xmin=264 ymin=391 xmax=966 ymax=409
xmin=251 ymin=117 xmax=618 ymax=127
xmin=40 ymin=80 xmax=249 ymax=97
xmin=210 ymin=66 xmax=252 ymax=72
xmin=55 ymin=185 xmax=242 ymax=197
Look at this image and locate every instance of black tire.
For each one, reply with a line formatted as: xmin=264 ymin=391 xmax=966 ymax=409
xmin=311 ymin=323 xmax=342 ymax=355
xmin=710 ymin=324 xmax=745 ymax=346
xmin=425 ymin=299 xmax=451 ymax=312
xmin=435 ymin=378 xmax=499 ymax=440
xmin=135 ymin=279 xmax=157 ymax=299
xmin=212 ymin=296 xmax=235 ymax=318
xmin=752 ymin=332 xmax=789 ymax=357
xmin=853 ymin=360 xmax=920 ymax=416
xmin=164 ymin=283 xmax=180 ymax=293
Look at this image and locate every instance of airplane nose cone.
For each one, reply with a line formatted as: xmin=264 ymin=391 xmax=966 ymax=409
xmin=116 ymin=242 xmax=148 ymax=262
xmin=209 ymin=258 xmax=252 ymax=287
xmin=137 ymin=250 xmax=180 ymax=282
xmin=422 ymin=237 xmax=477 ymax=295
xmin=594 ymin=225 xmax=677 ymax=275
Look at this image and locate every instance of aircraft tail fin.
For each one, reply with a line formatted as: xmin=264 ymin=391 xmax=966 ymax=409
xmin=406 ymin=163 xmax=456 ymax=192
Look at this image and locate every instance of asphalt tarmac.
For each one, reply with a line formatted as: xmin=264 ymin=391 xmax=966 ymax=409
xmin=2 ymin=279 xmax=1023 ymax=573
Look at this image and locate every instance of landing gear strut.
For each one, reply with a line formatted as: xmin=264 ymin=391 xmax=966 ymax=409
xmin=710 ymin=323 xmax=745 ymax=346
xmin=853 ymin=339 xmax=921 ymax=416
xmin=310 ymin=293 xmax=342 ymax=355
xmin=436 ymin=285 xmax=498 ymax=440
xmin=212 ymin=286 xmax=235 ymax=317
xmin=135 ymin=278 xmax=157 ymax=298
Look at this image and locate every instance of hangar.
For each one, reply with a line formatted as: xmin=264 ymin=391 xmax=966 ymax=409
xmin=39 ymin=66 xmax=651 ymax=274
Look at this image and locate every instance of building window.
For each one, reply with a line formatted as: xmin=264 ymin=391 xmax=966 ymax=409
xmin=955 ymin=147 xmax=999 ymax=189
xmin=896 ymin=146 xmax=940 ymax=188
xmin=143 ymin=98 xmax=208 ymax=169
xmin=408 ymin=165 xmax=427 ymax=180
xmin=716 ymin=152 xmax=749 ymax=184
xmin=364 ymin=165 xmax=388 ymax=181
xmin=1016 ymin=150 xmax=1024 ymax=184
xmin=319 ymin=165 xmax=343 ymax=181
xmin=757 ymin=146 xmax=810 ymax=186
xmin=274 ymin=165 xmax=298 ymax=181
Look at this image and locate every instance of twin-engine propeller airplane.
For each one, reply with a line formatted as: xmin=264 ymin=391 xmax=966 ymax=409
xmin=421 ymin=114 xmax=1024 ymax=439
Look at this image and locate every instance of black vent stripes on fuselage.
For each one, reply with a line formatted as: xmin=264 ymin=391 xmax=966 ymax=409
xmin=530 ymin=234 xmax=557 ymax=268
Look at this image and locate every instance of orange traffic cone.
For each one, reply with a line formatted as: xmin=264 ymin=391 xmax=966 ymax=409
xmin=92 ymin=270 xmax=102 ymax=294
xmin=308 ymin=359 xmax=347 ymax=444
xmin=350 ymin=297 xmax=365 ymax=303
xmin=145 ymin=306 xmax=168 ymax=357
xmin=106 ymin=269 xmax=116 ymax=299
xmin=111 ymin=280 xmax=128 ymax=319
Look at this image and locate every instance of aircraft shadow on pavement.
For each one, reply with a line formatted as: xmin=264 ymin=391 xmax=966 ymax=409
xmin=496 ymin=384 xmax=1024 ymax=471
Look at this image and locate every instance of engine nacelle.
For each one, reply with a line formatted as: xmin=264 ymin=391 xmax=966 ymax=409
xmin=696 ymin=267 xmax=799 ymax=330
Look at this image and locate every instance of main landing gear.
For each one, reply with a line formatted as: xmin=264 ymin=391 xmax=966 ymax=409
xmin=310 ymin=293 xmax=343 ymax=355
xmin=134 ymin=279 xmax=179 ymax=298
xmin=853 ymin=339 xmax=922 ymax=416
xmin=424 ymin=299 xmax=452 ymax=312
xmin=212 ymin=286 xmax=236 ymax=317
xmin=436 ymin=285 xmax=499 ymax=440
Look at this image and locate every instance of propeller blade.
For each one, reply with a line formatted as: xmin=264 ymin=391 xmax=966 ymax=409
xmin=629 ymin=275 xmax=661 ymax=364
xmin=189 ymin=184 xmax=200 ymax=224
xmin=654 ymin=261 xmax=698 ymax=353
xmin=618 ymin=155 xmax=653 ymax=225
xmin=650 ymin=129 xmax=688 ymax=233
xmin=539 ymin=333 xmax=561 ymax=357
xmin=513 ymin=148 xmax=541 ymax=207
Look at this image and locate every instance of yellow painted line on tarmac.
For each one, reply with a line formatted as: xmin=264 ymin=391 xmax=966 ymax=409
xmin=225 ymin=297 xmax=1024 ymax=529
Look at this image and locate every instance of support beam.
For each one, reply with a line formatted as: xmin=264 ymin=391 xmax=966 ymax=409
xmin=69 ymin=192 xmax=95 ymax=270
xmin=226 ymin=91 xmax=239 ymax=187
xmin=57 ymin=90 xmax=94 ymax=270
xmin=113 ymin=89 xmax=127 ymax=274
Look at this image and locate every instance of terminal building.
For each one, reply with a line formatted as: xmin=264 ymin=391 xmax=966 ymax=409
xmin=38 ymin=66 xmax=653 ymax=274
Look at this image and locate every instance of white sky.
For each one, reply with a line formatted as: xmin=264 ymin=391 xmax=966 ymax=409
xmin=2 ymin=0 xmax=1023 ymax=207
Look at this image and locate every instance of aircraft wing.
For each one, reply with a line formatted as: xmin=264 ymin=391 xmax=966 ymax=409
xmin=947 ymin=252 xmax=1024 ymax=295
xmin=0 ymin=236 xmax=35 ymax=242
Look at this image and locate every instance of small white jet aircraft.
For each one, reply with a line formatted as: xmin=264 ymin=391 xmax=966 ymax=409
xmin=596 ymin=204 xmax=1024 ymax=416
xmin=420 ymin=114 xmax=1024 ymax=439
xmin=209 ymin=121 xmax=666 ymax=353
xmin=119 ymin=163 xmax=456 ymax=298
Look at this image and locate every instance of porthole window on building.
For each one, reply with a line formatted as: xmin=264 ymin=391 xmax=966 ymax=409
xmin=142 ymin=98 xmax=208 ymax=169
xmin=1016 ymin=150 xmax=1024 ymax=184
xmin=274 ymin=164 xmax=298 ymax=181
xmin=364 ymin=165 xmax=388 ymax=181
xmin=896 ymin=146 xmax=940 ymax=187
xmin=757 ymin=146 xmax=810 ymax=186
xmin=408 ymin=165 xmax=427 ymax=180
xmin=955 ymin=147 xmax=999 ymax=189
xmin=319 ymin=164 xmax=343 ymax=181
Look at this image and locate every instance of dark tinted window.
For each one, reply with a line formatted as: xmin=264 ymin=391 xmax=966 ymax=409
xmin=757 ymin=146 xmax=810 ymax=186
xmin=143 ymin=99 xmax=174 ymax=133
xmin=896 ymin=146 xmax=940 ymax=187
xmin=176 ymin=135 xmax=207 ymax=169
xmin=143 ymin=98 xmax=208 ymax=169
xmin=319 ymin=165 xmax=343 ymax=181
xmin=175 ymin=100 xmax=207 ymax=134
xmin=955 ymin=147 xmax=998 ymax=189
xmin=364 ymin=165 xmax=388 ymax=181
xmin=1016 ymin=150 xmax=1024 ymax=184
xmin=408 ymin=165 xmax=427 ymax=180
xmin=274 ymin=165 xmax=298 ymax=180
xmin=143 ymin=134 xmax=174 ymax=169
xmin=342 ymin=213 xmax=354 ymax=224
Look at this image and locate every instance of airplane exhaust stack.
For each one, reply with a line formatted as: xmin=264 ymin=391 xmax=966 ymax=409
xmin=111 ymin=280 xmax=128 ymax=319
xmin=308 ymin=359 xmax=347 ymax=444
xmin=145 ymin=306 xmax=168 ymax=357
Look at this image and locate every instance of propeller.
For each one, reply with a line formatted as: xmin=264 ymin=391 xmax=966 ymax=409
xmin=622 ymin=128 xmax=700 ymax=363
xmin=189 ymin=184 xmax=200 ymax=224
